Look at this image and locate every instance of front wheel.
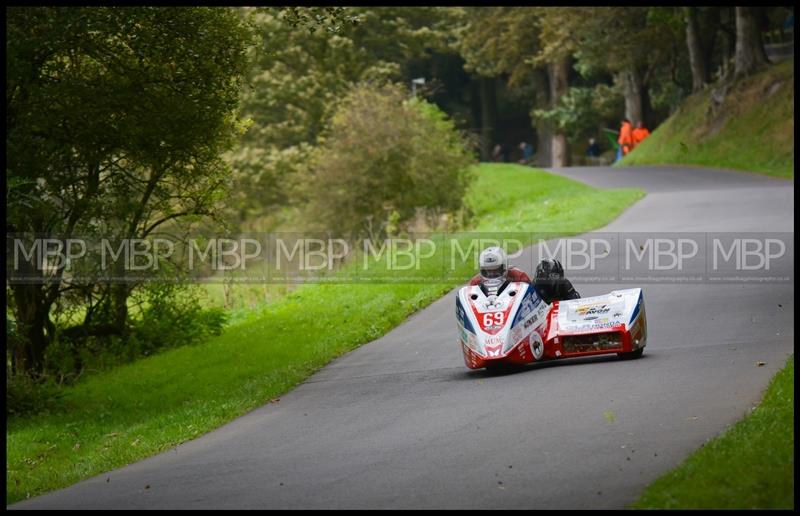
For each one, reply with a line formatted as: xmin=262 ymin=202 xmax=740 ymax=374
xmin=617 ymin=348 xmax=644 ymax=360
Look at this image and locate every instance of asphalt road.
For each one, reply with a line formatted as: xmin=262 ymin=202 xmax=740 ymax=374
xmin=11 ymin=165 xmax=794 ymax=509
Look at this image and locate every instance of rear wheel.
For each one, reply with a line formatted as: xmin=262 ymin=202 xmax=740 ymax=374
xmin=617 ymin=348 xmax=644 ymax=360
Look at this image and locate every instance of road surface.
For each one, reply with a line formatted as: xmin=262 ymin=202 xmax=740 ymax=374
xmin=11 ymin=165 xmax=794 ymax=509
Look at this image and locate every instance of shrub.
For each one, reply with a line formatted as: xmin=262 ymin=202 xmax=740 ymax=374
xmin=297 ymin=83 xmax=476 ymax=237
xmin=128 ymin=284 xmax=229 ymax=356
xmin=42 ymin=284 xmax=229 ymax=382
xmin=7 ymin=373 xmax=64 ymax=418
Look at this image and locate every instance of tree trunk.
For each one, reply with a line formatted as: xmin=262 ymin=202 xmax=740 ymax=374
xmin=469 ymin=79 xmax=482 ymax=155
xmin=479 ymin=76 xmax=497 ymax=161
xmin=621 ymin=69 xmax=644 ymax=126
xmin=718 ymin=7 xmax=736 ymax=79
xmin=535 ymin=119 xmax=553 ymax=168
xmin=531 ymin=68 xmax=552 ymax=167
xmin=111 ymin=284 xmax=130 ymax=335
xmin=10 ymin=284 xmax=52 ymax=375
xmin=734 ymin=7 xmax=768 ymax=78
xmin=548 ymin=57 xmax=571 ymax=168
xmin=698 ymin=7 xmax=720 ymax=75
xmin=685 ymin=7 xmax=709 ymax=92
xmin=641 ymin=83 xmax=654 ymax=132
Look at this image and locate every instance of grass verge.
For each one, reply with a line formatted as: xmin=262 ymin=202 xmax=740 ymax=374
xmin=621 ymin=60 xmax=794 ymax=179
xmin=6 ymin=163 xmax=644 ymax=504
xmin=633 ymin=355 xmax=794 ymax=509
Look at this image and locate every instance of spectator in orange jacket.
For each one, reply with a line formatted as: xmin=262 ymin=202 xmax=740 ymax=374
xmin=631 ymin=121 xmax=650 ymax=149
xmin=618 ymin=118 xmax=633 ymax=155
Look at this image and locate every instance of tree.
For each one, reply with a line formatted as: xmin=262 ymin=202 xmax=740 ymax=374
xmin=229 ymin=7 xmax=453 ymax=228
xmin=535 ymin=7 xmax=681 ymax=129
xmin=453 ymin=7 xmax=560 ymax=166
xmin=297 ymin=83 xmax=475 ymax=237
xmin=546 ymin=58 xmax=572 ymax=167
xmin=734 ymin=7 xmax=768 ymax=78
xmin=6 ymin=7 xmax=253 ymax=374
xmin=685 ymin=7 xmax=709 ymax=92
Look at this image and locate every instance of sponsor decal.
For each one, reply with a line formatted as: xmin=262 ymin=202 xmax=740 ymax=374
xmin=485 ymin=344 xmax=502 ymax=357
xmin=588 ymin=321 xmax=620 ymax=329
xmin=529 ymin=332 xmax=544 ymax=360
xmin=484 ymin=336 xmax=503 ymax=347
xmin=576 ymin=304 xmax=611 ymax=316
xmin=516 ymin=293 xmax=535 ymax=319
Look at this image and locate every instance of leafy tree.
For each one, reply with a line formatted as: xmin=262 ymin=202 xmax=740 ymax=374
xmin=452 ymin=7 xmax=561 ymax=166
xmin=536 ymin=7 xmax=682 ymax=128
xmin=533 ymin=87 xmax=599 ymax=141
xmin=297 ymin=83 xmax=476 ymax=237
xmin=228 ymin=7 xmax=454 ymax=229
xmin=6 ymin=7 xmax=253 ymax=374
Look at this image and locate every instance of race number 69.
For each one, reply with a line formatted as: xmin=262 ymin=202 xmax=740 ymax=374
xmin=483 ymin=312 xmax=505 ymax=326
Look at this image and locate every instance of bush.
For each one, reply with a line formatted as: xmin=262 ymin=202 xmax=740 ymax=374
xmin=297 ymin=83 xmax=476 ymax=237
xmin=43 ymin=284 xmax=229 ymax=382
xmin=128 ymin=284 xmax=229 ymax=356
xmin=7 ymin=373 xmax=64 ymax=418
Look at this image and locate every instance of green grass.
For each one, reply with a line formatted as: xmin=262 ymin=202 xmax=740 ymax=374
xmin=6 ymin=163 xmax=643 ymax=504
xmin=634 ymin=355 xmax=794 ymax=509
xmin=621 ymin=60 xmax=794 ymax=179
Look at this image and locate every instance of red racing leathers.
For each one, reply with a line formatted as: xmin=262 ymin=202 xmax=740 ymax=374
xmin=468 ymin=266 xmax=532 ymax=286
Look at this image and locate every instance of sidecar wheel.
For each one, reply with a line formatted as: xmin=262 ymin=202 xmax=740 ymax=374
xmin=617 ymin=348 xmax=644 ymax=360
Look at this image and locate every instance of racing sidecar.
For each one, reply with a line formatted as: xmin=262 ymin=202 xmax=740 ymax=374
xmin=455 ymin=282 xmax=647 ymax=369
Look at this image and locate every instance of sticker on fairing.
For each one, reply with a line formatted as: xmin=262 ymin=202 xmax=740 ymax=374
xmin=529 ymin=332 xmax=544 ymax=360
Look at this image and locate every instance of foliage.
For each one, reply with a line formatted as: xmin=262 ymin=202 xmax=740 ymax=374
xmin=129 ymin=285 xmax=229 ymax=356
xmin=6 ymin=7 xmax=253 ymax=374
xmin=536 ymin=7 xmax=681 ymax=77
xmin=6 ymin=374 xmax=65 ymax=419
xmin=275 ymin=7 xmax=361 ymax=34
xmin=42 ymin=285 xmax=229 ymax=382
xmin=453 ymin=8 xmax=540 ymax=86
xmin=533 ymin=87 xmax=599 ymax=139
xmin=227 ymin=7 xmax=455 ymax=228
xmin=297 ymin=83 xmax=476 ymax=237
xmin=7 ymin=7 xmax=253 ymax=235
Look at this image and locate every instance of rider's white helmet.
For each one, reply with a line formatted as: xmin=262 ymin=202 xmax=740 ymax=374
xmin=479 ymin=246 xmax=508 ymax=289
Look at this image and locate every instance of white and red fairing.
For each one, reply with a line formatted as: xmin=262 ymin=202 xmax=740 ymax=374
xmin=456 ymin=283 xmax=646 ymax=369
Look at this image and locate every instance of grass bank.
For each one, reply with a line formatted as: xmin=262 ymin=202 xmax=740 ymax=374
xmin=634 ymin=355 xmax=794 ymax=509
xmin=621 ymin=60 xmax=794 ymax=179
xmin=7 ymin=163 xmax=644 ymax=504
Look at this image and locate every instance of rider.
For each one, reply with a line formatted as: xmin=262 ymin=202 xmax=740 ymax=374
xmin=468 ymin=246 xmax=531 ymax=294
xmin=532 ymin=257 xmax=581 ymax=304
xmin=469 ymin=247 xmax=580 ymax=303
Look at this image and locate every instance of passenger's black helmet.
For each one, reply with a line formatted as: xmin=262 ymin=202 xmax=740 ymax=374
xmin=535 ymin=258 xmax=564 ymax=283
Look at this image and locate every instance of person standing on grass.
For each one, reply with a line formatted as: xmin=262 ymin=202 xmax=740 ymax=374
xmin=518 ymin=142 xmax=534 ymax=165
xmin=617 ymin=118 xmax=633 ymax=156
xmin=492 ymin=144 xmax=503 ymax=162
xmin=631 ymin=121 xmax=651 ymax=150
